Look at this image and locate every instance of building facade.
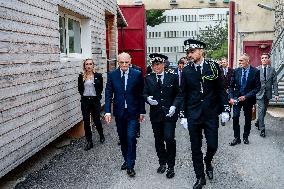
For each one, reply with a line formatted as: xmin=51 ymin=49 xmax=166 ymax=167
xmin=0 ymin=0 xmax=118 ymax=177
xmin=118 ymin=0 xmax=230 ymax=10
xmin=147 ymin=8 xmax=228 ymax=63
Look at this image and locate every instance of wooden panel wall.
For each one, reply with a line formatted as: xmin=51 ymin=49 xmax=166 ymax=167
xmin=0 ymin=0 xmax=117 ymax=177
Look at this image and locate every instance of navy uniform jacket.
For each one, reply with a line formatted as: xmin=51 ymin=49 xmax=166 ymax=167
xmin=78 ymin=72 xmax=103 ymax=100
xmin=228 ymin=66 xmax=261 ymax=105
xmin=180 ymin=60 xmax=228 ymax=123
xmin=143 ymin=72 xmax=182 ymax=123
xmin=105 ymin=68 xmax=146 ymax=119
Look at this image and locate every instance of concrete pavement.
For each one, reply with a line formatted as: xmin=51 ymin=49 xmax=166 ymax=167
xmin=1 ymin=105 xmax=284 ymax=189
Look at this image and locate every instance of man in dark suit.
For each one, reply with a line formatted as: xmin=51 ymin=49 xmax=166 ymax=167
xmin=220 ymin=57 xmax=234 ymax=92
xmin=130 ymin=63 xmax=142 ymax=138
xmin=255 ymin=53 xmax=279 ymax=137
xmin=180 ymin=39 xmax=230 ymax=189
xmin=175 ymin=57 xmax=186 ymax=86
xmin=104 ymin=52 xmax=145 ymax=177
xmin=143 ymin=53 xmax=181 ymax=179
xmin=229 ymin=53 xmax=261 ymax=146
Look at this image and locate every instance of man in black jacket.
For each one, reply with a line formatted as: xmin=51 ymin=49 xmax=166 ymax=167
xmin=143 ymin=53 xmax=182 ymax=179
xmin=228 ymin=53 xmax=261 ymax=145
xmin=180 ymin=39 xmax=230 ymax=189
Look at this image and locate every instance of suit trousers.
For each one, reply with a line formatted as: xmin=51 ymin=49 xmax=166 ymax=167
xmin=115 ymin=109 xmax=139 ymax=169
xmin=256 ymin=95 xmax=269 ymax=130
xmin=81 ymin=96 xmax=103 ymax=142
xmin=232 ymin=101 xmax=253 ymax=139
xmin=188 ymin=117 xmax=218 ymax=179
xmin=151 ymin=121 xmax=176 ymax=168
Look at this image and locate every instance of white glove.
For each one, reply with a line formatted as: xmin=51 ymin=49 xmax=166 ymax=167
xmin=221 ymin=112 xmax=230 ymax=123
xmin=147 ymin=96 xmax=158 ymax=105
xmin=166 ymin=106 xmax=176 ymax=117
xmin=180 ymin=118 xmax=188 ymax=129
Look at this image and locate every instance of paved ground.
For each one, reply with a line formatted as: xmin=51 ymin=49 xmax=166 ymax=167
xmin=1 ymin=106 xmax=284 ymax=189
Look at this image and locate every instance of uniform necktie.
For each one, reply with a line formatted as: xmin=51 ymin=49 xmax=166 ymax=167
xmin=196 ymin=65 xmax=203 ymax=93
xmin=157 ymin=75 xmax=162 ymax=88
xmin=121 ymin=71 xmax=125 ymax=90
xmin=196 ymin=65 xmax=201 ymax=76
xmin=263 ymin=67 xmax=266 ymax=81
xmin=179 ymin=70 xmax=182 ymax=86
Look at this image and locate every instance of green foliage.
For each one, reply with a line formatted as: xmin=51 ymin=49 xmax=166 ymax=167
xmin=146 ymin=9 xmax=166 ymax=27
xmin=197 ymin=22 xmax=228 ymax=59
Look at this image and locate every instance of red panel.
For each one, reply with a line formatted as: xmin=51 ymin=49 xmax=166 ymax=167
xmin=118 ymin=5 xmax=146 ymax=75
xmin=243 ymin=40 xmax=273 ymax=67
xmin=229 ymin=1 xmax=235 ymax=68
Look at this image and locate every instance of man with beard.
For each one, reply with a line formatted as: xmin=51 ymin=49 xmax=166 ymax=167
xmin=180 ymin=39 xmax=230 ymax=189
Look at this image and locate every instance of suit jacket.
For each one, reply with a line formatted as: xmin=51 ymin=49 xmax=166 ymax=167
xmin=143 ymin=72 xmax=182 ymax=122
xmin=180 ymin=60 xmax=228 ymax=123
xmin=221 ymin=67 xmax=234 ymax=90
xmin=256 ymin=65 xmax=279 ymax=100
xmin=105 ymin=68 xmax=146 ymax=119
xmin=78 ymin=72 xmax=103 ymax=100
xmin=228 ymin=66 xmax=261 ymax=105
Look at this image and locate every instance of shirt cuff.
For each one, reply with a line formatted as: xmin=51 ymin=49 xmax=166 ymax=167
xmin=105 ymin=113 xmax=111 ymax=116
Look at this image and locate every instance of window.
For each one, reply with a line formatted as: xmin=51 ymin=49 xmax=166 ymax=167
xmin=59 ymin=14 xmax=82 ymax=55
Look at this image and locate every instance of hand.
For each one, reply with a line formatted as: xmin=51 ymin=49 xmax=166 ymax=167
xmin=139 ymin=114 xmax=145 ymax=123
xmin=238 ymin=96 xmax=246 ymax=102
xmin=221 ymin=112 xmax=230 ymax=123
xmin=229 ymin=98 xmax=234 ymax=105
xmin=166 ymin=106 xmax=176 ymax=117
xmin=147 ymin=96 xmax=158 ymax=105
xmin=104 ymin=114 xmax=112 ymax=124
xmin=180 ymin=118 xmax=188 ymax=129
xmin=275 ymin=96 xmax=279 ymax=102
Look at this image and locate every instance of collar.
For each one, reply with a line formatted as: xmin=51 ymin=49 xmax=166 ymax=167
xmin=194 ymin=58 xmax=204 ymax=68
xmin=242 ymin=65 xmax=250 ymax=71
xmin=120 ymin=68 xmax=129 ymax=75
xmin=156 ymin=71 xmax=165 ymax=78
xmin=261 ymin=65 xmax=268 ymax=69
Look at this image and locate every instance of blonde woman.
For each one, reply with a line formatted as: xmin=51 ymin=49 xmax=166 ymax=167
xmin=78 ymin=59 xmax=105 ymax=151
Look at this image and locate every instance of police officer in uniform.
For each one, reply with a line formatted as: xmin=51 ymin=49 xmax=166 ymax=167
xmin=180 ymin=39 xmax=230 ymax=189
xmin=143 ymin=53 xmax=182 ymax=179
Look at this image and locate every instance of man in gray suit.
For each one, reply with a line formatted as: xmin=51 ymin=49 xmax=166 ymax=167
xmin=255 ymin=53 xmax=279 ymax=137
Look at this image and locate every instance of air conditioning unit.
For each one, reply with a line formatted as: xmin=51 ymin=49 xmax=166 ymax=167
xmin=133 ymin=0 xmax=143 ymax=5
xmin=199 ymin=0 xmax=205 ymax=3
xmin=208 ymin=0 xmax=217 ymax=4
xmin=170 ymin=0 xmax=178 ymax=6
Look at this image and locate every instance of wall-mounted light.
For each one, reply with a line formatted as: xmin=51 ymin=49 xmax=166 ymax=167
xmin=257 ymin=3 xmax=275 ymax=11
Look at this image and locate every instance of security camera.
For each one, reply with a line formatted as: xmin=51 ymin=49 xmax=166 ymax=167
xmin=257 ymin=3 xmax=275 ymax=11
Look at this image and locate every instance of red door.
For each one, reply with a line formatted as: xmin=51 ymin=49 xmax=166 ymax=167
xmin=243 ymin=40 xmax=273 ymax=67
xmin=118 ymin=5 xmax=146 ymax=75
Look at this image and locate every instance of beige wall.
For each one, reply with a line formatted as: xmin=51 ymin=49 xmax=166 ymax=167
xmin=233 ymin=0 xmax=275 ymax=67
xmin=118 ymin=0 xmax=229 ymax=9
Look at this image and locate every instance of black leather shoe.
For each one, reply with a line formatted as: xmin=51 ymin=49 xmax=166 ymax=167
xmin=243 ymin=137 xmax=249 ymax=144
xmin=127 ymin=169 xmax=136 ymax=177
xmin=260 ymin=129 xmax=266 ymax=137
xmin=229 ymin=138 xmax=241 ymax=146
xmin=157 ymin=165 xmax=166 ymax=174
xmin=121 ymin=162 xmax=127 ymax=170
xmin=205 ymin=162 xmax=213 ymax=180
xmin=100 ymin=135 xmax=105 ymax=143
xmin=166 ymin=167 xmax=175 ymax=178
xmin=193 ymin=177 xmax=206 ymax=189
xmin=84 ymin=142 xmax=93 ymax=151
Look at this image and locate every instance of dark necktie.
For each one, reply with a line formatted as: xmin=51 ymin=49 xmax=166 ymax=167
xmin=241 ymin=69 xmax=247 ymax=94
xmin=157 ymin=75 xmax=162 ymax=88
xmin=179 ymin=70 xmax=182 ymax=86
xmin=263 ymin=67 xmax=266 ymax=81
xmin=196 ymin=65 xmax=201 ymax=77
xmin=121 ymin=71 xmax=125 ymax=90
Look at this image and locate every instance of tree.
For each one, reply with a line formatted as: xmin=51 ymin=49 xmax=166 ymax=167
xmin=196 ymin=22 xmax=228 ymax=59
xmin=146 ymin=9 xmax=166 ymax=27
